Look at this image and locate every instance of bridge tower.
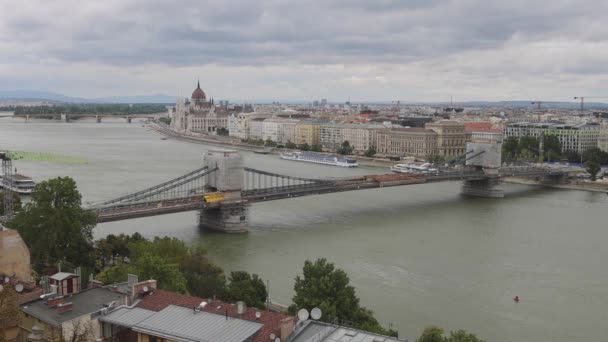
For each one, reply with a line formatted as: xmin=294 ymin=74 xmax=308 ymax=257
xmin=461 ymin=141 xmax=504 ymax=198
xmin=200 ymin=149 xmax=249 ymax=233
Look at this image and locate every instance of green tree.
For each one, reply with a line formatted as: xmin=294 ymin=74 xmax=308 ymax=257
xmin=225 ymin=271 xmax=267 ymax=309
xmin=517 ymin=136 xmax=539 ymax=160
xmin=0 ymin=285 xmax=22 ymax=342
xmin=96 ymin=263 xmax=132 ymax=285
xmin=265 ymin=139 xmax=277 ymax=147
xmin=337 ymin=141 xmax=353 ymax=155
xmin=158 ymin=117 xmax=171 ymax=125
xmin=181 ymin=247 xmax=226 ymax=299
xmin=502 ymin=136 xmax=519 ymax=161
xmin=217 ymin=127 xmax=229 ymax=136
xmin=364 ymin=146 xmax=376 ymax=157
xmin=311 ymin=144 xmax=323 ymax=152
xmin=0 ymin=191 xmax=21 ymax=216
xmin=128 ymin=236 xmax=189 ymax=265
xmin=418 ymin=326 xmax=444 ymax=342
xmin=8 ymin=177 xmax=97 ymax=270
xmin=285 ymin=141 xmax=297 ymax=149
xmin=564 ymin=150 xmax=581 ymax=163
xmin=445 ymin=329 xmax=487 ymax=342
xmin=543 ymin=134 xmax=561 ymax=161
xmin=298 ymin=143 xmax=310 ymax=151
xmin=586 ymin=157 xmax=601 ymax=181
xmin=289 ymin=258 xmax=396 ymax=337
xmin=136 ymin=253 xmax=188 ymax=293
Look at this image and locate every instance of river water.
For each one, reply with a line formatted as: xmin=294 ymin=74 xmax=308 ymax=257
xmin=1 ymin=118 xmax=607 ymax=342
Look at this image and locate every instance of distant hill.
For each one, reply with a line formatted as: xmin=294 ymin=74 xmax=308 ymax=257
xmin=0 ymin=90 xmax=94 ymax=103
xmin=94 ymin=94 xmax=176 ymax=104
xmin=0 ymin=90 xmax=176 ymax=104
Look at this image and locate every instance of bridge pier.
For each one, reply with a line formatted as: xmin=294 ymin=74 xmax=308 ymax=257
xmin=461 ymin=177 xmax=504 ymax=198
xmin=127 ymin=116 xmax=132 ymax=123
xmin=96 ymin=115 xmax=101 ymax=123
xmin=199 ymin=201 xmax=249 ymax=233
xmin=60 ymin=114 xmax=69 ymax=122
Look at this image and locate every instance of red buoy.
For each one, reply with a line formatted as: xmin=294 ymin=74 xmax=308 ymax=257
xmin=514 ymin=296 xmax=519 ymax=303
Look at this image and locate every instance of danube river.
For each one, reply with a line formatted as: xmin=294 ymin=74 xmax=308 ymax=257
xmin=1 ymin=118 xmax=607 ymax=342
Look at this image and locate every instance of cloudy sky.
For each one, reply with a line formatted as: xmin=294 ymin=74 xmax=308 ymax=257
xmin=1 ymin=0 xmax=608 ymax=102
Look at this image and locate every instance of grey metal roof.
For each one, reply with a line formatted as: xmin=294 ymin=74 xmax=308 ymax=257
xmin=21 ymin=287 xmax=127 ymax=326
xmin=50 ymin=272 xmax=76 ymax=281
xmin=286 ymin=321 xmax=409 ymax=342
xmin=99 ymin=307 xmax=155 ymax=328
xmin=132 ymin=305 xmax=263 ymax=342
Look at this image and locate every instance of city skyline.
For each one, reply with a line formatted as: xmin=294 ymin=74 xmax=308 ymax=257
xmin=2 ymin=0 xmax=608 ymax=101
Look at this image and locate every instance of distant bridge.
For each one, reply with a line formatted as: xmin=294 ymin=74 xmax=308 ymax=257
xmin=12 ymin=112 xmax=166 ymax=123
xmin=88 ymin=150 xmax=577 ymax=232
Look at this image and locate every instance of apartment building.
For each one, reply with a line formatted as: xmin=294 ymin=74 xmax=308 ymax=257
xmin=376 ymin=128 xmax=438 ymax=158
xmin=504 ymin=122 xmax=601 ymax=153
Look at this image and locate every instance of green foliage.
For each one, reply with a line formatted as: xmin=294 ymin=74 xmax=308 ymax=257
xmin=417 ymin=326 xmax=486 ymax=342
xmin=364 ymin=146 xmax=377 ymax=157
xmin=8 ymin=104 xmax=167 ymax=115
xmin=298 ymin=143 xmax=310 ymax=151
xmin=225 ymin=271 xmax=268 ymax=309
xmin=285 ymin=141 xmax=297 ymax=149
xmin=418 ymin=326 xmax=444 ymax=342
xmin=289 ymin=258 xmax=396 ymax=337
xmin=9 ymin=177 xmax=97 ymax=269
xmin=586 ymin=158 xmax=601 ymax=181
xmin=217 ymin=127 xmax=229 ymax=136
xmin=311 ymin=144 xmax=323 ymax=152
xmin=337 ymin=141 xmax=353 ymax=155
xmin=95 ymin=235 xmax=225 ymax=297
xmin=582 ymin=147 xmax=608 ymax=164
xmin=0 ymin=285 xmax=22 ymax=341
xmin=502 ymin=136 xmax=519 ymax=161
xmin=136 ymin=253 xmax=188 ymax=293
xmin=0 ymin=191 xmax=21 ymax=216
xmin=517 ymin=136 xmax=539 ymax=160
xmin=181 ymin=246 xmax=226 ymax=299
xmin=445 ymin=330 xmax=487 ymax=342
xmin=95 ymin=233 xmax=143 ymax=268
xmin=158 ymin=117 xmax=171 ymax=125
xmin=265 ymin=139 xmax=277 ymax=147
xmin=564 ymin=150 xmax=582 ymax=163
xmin=543 ymin=134 xmax=561 ymax=161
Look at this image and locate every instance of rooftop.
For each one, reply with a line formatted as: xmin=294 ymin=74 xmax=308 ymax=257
xmin=133 ymin=305 xmax=263 ymax=342
xmin=50 ymin=272 xmax=76 ymax=281
xmin=286 ymin=321 xmax=409 ymax=342
xmin=136 ymin=289 xmax=293 ymax=342
xmin=21 ymin=287 xmax=127 ymax=326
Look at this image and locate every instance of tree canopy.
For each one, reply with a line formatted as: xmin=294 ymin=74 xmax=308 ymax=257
xmin=224 ymin=271 xmax=268 ymax=309
xmin=0 ymin=191 xmax=21 ymax=216
xmin=8 ymin=177 xmax=97 ymax=270
xmin=289 ymin=258 xmax=397 ymax=337
xmin=417 ymin=326 xmax=486 ymax=342
xmin=337 ymin=141 xmax=353 ymax=155
xmin=0 ymin=285 xmax=21 ymax=342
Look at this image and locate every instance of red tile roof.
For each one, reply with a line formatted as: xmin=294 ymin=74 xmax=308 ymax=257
xmin=136 ymin=290 xmax=293 ymax=342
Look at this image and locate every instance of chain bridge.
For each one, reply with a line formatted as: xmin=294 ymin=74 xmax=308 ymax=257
xmin=88 ymin=147 xmax=577 ymax=233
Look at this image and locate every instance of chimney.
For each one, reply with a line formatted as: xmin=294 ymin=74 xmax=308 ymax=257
xmin=57 ymin=302 xmax=73 ymax=314
xmin=280 ymin=317 xmax=295 ymax=341
xmin=46 ymin=296 xmax=64 ymax=308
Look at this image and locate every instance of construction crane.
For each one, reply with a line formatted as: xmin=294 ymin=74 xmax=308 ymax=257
xmin=0 ymin=150 xmax=88 ymax=221
xmin=573 ymin=96 xmax=608 ymax=116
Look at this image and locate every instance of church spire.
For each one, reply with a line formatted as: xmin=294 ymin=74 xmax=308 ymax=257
xmin=197 ymin=80 xmax=200 ymax=89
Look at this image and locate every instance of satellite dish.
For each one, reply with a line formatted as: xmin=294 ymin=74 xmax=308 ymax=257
xmin=15 ymin=284 xmax=24 ymax=293
xmin=297 ymin=308 xmax=309 ymax=321
xmin=3 ymin=277 xmax=9 ymax=283
xmin=269 ymin=333 xmax=276 ymax=340
xmin=310 ymin=307 xmax=322 ymax=320
xmin=255 ymin=311 xmax=262 ymax=319
xmin=275 ymin=338 xmax=281 ymax=342
xmin=143 ymin=285 xmax=149 ymax=292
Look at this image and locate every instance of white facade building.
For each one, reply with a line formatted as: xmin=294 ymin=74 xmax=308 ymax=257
xmin=505 ymin=122 xmax=601 ymax=153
